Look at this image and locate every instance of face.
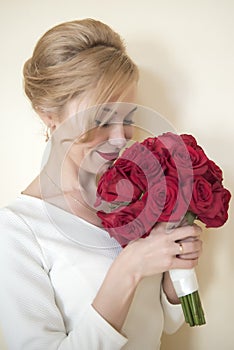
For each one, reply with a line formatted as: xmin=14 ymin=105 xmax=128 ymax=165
xmin=80 ymin=103 xmax=138 ymax=174
xmin=57 ymin=85 xmax=138 ymax=179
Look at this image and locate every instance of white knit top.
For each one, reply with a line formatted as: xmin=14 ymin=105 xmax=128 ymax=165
xmin=0 ymin=194 xmax=183 ymax=350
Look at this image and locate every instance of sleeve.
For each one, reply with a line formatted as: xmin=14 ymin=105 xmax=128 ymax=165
xmin=160 ymin=286 xmax=184 ymax=334
xmin=0 ymin=209 xmax=128 ymax=350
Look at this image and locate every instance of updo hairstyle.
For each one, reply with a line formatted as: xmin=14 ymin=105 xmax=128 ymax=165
xmin=23 ymin=18 xmax=139 ymax=122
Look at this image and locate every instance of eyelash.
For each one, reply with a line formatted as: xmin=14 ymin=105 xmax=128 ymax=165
xmin=95 ymin=120 xmax=135 ymax=128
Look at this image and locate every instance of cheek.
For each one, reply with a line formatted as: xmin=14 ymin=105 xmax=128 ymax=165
xmin=90 ymin=129 xmax=110 ymax=146
xmin=68 ymin=143 xmax=86 ymax=164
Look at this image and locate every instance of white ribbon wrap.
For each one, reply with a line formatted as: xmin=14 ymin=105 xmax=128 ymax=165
xmin=169 ymin=268 xmax=198 ymax=298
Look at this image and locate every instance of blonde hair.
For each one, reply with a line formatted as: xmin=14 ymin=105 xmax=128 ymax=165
xmin=23 ymin=18 xmax=139 ymax=122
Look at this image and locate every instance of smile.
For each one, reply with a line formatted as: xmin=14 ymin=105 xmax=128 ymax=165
xmin=97 ymin=151 xmax=119 ymax=161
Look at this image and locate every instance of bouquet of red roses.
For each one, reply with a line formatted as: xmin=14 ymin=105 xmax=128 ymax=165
xmin=96 ymin=132 xmax=231 ymax=327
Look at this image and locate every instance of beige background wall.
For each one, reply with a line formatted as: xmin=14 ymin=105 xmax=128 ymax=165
xmin=0 ymin=1 xmax=233 ymax=349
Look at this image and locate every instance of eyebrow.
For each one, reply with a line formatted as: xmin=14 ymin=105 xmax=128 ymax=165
xmin=124 ymin=106 xmax=138 ymax=118
xmin=96 ymin=105 xmax=138 ymax=126
xmin=102 ymin=106 xmax=138 ymax=117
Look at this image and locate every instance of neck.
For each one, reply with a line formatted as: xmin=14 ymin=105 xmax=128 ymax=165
xmin=40 ymin=167 xmax=103 ymax=227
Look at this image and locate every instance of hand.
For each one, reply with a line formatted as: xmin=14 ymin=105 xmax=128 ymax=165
xmin=123 ymin=222 xmax=203 ymax=281
xmin=92 ymin=222 xmax=203 ymax=331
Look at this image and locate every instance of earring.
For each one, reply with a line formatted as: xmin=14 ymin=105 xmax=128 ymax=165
xmin=44 ymin=126 xmax=50 ymax=142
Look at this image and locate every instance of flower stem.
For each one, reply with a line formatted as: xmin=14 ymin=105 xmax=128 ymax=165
xmin=178 ymin=212 xmax=206 ymax=327
xmin=184 ymin=211 xmax=197 ymax=225
xmin=180 ymin=295 xmax=194 ymax=326
xmin=179 ymin=291 xmax=206 ymax=326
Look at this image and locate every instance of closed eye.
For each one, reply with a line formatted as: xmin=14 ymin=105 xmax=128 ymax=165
xmin=95 ymin=106 xmax=137 ymax=128
xmin=95 ymin=119 xmax=135 ymax=127
xmin=95 ymin=120 xmax=110 ymax=128
xmin=123 ymin=119 xmax=135 ymax=125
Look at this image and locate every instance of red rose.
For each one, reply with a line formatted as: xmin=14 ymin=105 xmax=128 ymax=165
xmin=163 ymin=143 xmax=193 ymax=180
xmin=97 ymin=167 xmax=141 ymax=203
xmin=130 ymin=157 xmax=164 ymax=191
xmin=203 ymin=159 xmax=223 ymax=184
xmin=161 ymin=176 xmax=189 ymax=222
xmin=141 ymin=137 xmax=158 ymax=151
xmin=143 ymin=134 xmax=182 ymax=168
xmin=97 ymin=200 xmax=146 ymax=246
xmin=185 ymin=145 xmax=208 ymax=175
xmin=141 ymin=177 xmax=166 ymax=224
xmin=157 ymin=132 xmax=183 ymax=151
xmin=144 ymin=133 xmax=206 ymax=180
xmin=170 ymin=141 xmax=208 ymax=177
xmin=142 ymin=134 xmax=180 ymax=155
xmin=150 ymin=148 xmax=171 ymax=175
xmin=197 ymin=183 xmax=231 ymax=227
xmin=117 ymin=142 xmax=164 ymax=191
xmin=143 ymin=175 xmax=188 ymax=223
xmin=142 ymin=135 xmax=181 ymax=176
xmin=141 ymin=137 xmax=170 ymax=173
xmin=181 ymin=134 xmax=198 ymax=148
xmin=189 ymin=176 xmax=214 ymax=215
xmin=115 ymin=159 xmax=147 ymax=192
xmin=157 ymin=133 xmax=208 ymax=176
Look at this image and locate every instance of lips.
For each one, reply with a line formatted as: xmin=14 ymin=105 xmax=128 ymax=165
xmin=97 ymin=151 xmax=119 ymax=161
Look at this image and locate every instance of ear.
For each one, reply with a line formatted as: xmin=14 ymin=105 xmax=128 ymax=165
xmin=36 ymin=109 xmax=58 ymax=131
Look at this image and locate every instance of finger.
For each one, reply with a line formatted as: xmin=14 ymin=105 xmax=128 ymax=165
xmin=168 ymin=224 xmax=202 ymax=242
xmin=151 ymin=222 xmax=201 ymax=239
xmin=174 ymin=240 xmax=202 ymax=256
xmin=180 ymin=236 xmax=199 ymax=243
xmin=178 ymin=252 xmax=201 ymax=260
xmin=172 ymin=257 xmax=198 ymax=269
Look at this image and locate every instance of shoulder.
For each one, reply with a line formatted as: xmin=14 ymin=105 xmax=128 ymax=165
xmin=0 ymin=195 xmax=49 ymax=239
xmin=0 ymin=199 xmax=47 ymax=268
xmin=0 ymin=201 xmax=35 ymax=239
xmin=0 ymin=205 xmax=31 ymax=238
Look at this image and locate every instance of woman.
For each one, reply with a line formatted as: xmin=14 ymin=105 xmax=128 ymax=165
xmin=0 ymin=19 xmax=202 ymax=350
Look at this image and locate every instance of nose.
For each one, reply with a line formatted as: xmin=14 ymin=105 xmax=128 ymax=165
xmin=108 ymin=123 xmax=127 ymax=149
